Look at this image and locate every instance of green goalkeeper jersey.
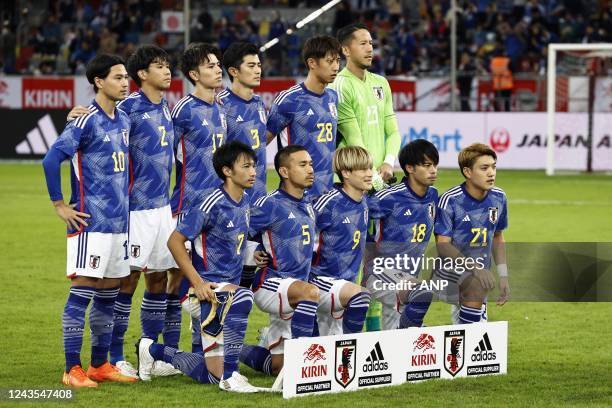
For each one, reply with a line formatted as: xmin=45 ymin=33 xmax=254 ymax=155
xmin=330 ymin=67 xmax=401 ymax=169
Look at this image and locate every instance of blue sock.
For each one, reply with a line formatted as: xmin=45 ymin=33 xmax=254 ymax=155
xmin=459 ymin=304 xmax=482 ymax=324
xmin=240 ymin=345 xmax=272 ymax=375
xmin=222 ymin=288 xmax=253 ymax=380
xmin=191 ymin=314 xmax=202 ymax=354
xmin=109 ymin=292 xmax=133 ymax=364
xmin=291 ymin=301 xmax=318 ymax=339
xmin=153 ymin=345 xmax=218 ymax=384
xmin=63 ymin=286 xmax=95 ymax=372
xmin=141 ymin=291 xmax=167 ymax=341
xmin=162 ymin=294 xmax=181 ymax=348
xmin=89 ymin=287 xmax=119 ymax=367
xmin=343 ymin=292 xmax=371 ymax=333
xmin=399 ymin=288 xmax=433 ymax=328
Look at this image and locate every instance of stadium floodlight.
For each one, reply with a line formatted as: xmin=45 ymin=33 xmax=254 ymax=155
xmin=259 ymin=0 xmax=343 ymax=53
xmin=546 ymin=43 xmax=612 ymax=175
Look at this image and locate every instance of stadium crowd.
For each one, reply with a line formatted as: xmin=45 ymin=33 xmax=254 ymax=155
xmin=1 ymin=0 xmax=611 ymax=76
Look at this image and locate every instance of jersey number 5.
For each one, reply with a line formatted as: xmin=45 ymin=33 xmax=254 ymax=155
xmin=302 ymin=225 xmax=311 ymax=245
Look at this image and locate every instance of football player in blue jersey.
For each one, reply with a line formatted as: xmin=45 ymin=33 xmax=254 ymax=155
xmin=363 ymin=140 xmax=439 ymax=330
xmin=239 ymin=145 xmax=320 ymax=376
xmin=266 ymin=36 xmax=341 ymax=198
xmin=434 ymin=143 xmax=510 ymax=325
xmin=137 ymin=141 xmax=263 ymax=392
xmin=310 ymin=146 xmax=377 ymax=335
xmin=171 ymin=43 xmax=228 ymax=354
xmin=218 ymin=42 xmax=269 ymax=289
xmin=43 ymin=54 xmax=137 ymax=387
xmin=67 ymin=45 xmax=181 ymax=378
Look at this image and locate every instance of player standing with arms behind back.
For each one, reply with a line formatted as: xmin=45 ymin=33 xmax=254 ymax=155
xmin=434 ymin=143 xmax=510 ymax=325
xmin=42 ymin=54 xmax=137 ymax=387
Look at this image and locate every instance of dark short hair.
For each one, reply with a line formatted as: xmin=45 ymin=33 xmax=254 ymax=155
xmin=222 ymin=42 xmax=260 ymax=82
xmin=398 ymin=139 xmax=440 ymax=176
xmin=126 ymin=45 xmax=170 ymax=87
xmin=274 ymin=145 xmax=308 ymax=177
xmin=301 ymin=35 xmax=341 ymax=67
xmin=86 ymin=54 xmax=125 ymax=93
xmin=212 ymin=141 xmax=257 ymax=181
xmin=179 ymin=43 xmax=221 ymax=85
xmin=337 ymin=23 xmax=369 ymax=45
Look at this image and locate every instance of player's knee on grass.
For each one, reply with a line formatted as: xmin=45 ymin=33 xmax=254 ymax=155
xmin=204 ymin=355 xmax=223 ymax=379
xmin=166 ymin=268 xmax=182 ymax=295
xmin=460 ymin=275 xmax=490 ymax=303
xmin=270 ymin=354 xmax=283 ymax=376
xmin=144 ymin=271 xmax=168 ymax=293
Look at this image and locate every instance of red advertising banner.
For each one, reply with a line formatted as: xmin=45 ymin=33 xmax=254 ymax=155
xmin=255 ymin=79 xmax=298 ymax=108
xmin=22 ymin=78 xmax=74 ymax=109
xmin=476 ymin=78 xmax=546 ymax=111
xmin=388 ymin=79 xmax=416 ymax=111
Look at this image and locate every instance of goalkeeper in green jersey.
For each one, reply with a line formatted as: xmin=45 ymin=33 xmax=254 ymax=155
xmin=331 ymin=23 xmax=401 ymax=330
xmin=330 ymin=23 xmax=401 ymax=190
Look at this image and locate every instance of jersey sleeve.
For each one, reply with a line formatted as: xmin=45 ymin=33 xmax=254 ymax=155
xmin=382 ymin=79 xmax=400 ymax=162
xmin=266 ymin=100 xmax=292 ymax=136
xmin=434 ymin=198 xmax=454 ymax=237
xmin=334 ymin=78 xmax=365 ymax=148
xmin=497 ymin=196 xmax=509 ymax=231
xmin=176 ymin=205 xmax=210 ymax=241
xmin=249 ymin=197 xmax=275 ymax=237
xmin=53 ymin=121 xmax=87 ymax=158
xmin=313 ymin=197 xmax=334 ymax=232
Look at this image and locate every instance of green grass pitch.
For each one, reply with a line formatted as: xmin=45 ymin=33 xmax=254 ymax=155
xmin=0 ymin=164 xmax=610 ymax=407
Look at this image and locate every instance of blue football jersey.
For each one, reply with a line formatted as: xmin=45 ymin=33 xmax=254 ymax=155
xmin=249 ymin=189 xmax=316 ymax=281
xmin=266 ymin=83 xmax=338 ymax=198
xmin=435 ymin=183 xmax=508 ymax=269
xmin=368 ymin=179 xmax=438 ymax=276
xmin=170 ymin=94 xmax=227 ymax=215
xmin=51 ymin=101 xmax=130 ymax=234
xmin=117 ymin=91 xmax=174 ymax=211
xmin=310 ymin=186 xmax=374 ymax=282
xmin=217 ymin=89 xmax=267 ymax=202
xmin=176 ymin=186 xmax=251 ymax=284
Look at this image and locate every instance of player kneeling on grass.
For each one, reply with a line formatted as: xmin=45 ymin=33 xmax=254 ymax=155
xmin=363 ymin=140 xmax=440 ymax=330
xmin=433 ymin=143 xmax=510 ymax=325
xmin=309 ymin=146 xmax=376 ymax=335
xmin=239 ymin=146 xmax=320 ymax=376
xmin=43 ymin=54 xmax=137 ymax=387
xmin=137 ymin=141 xmax=262 ymax=392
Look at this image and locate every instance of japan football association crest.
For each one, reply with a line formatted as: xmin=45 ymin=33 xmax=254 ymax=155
xmin=163 ymin=104 xmax=171 ymax=121
xmin=130 ymin=245 xmax=141 ymax=258
xmin=328 ymin=103 xmax=337 ymax=118
xmin=335 ymin=339 xmax=356 ymax=388
xmin=373 ymin=86 xmax=384 ymax=100
xmin=89 ymin=255 xmax=101 ymax=269
xmin=488 ymin=207 xmax=499 ymax=224
xmin=427 ymin=202 xmax=435 ymax=220
xmin=444 ymin=330 xmax=465 ymax=377
xmin=121 ymin=129 xmax=129 ymax=146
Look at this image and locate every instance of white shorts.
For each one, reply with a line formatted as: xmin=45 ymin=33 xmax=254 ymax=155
xmin=67 ymin=232 xmax=130 ymax=279
xmin=129 ymin=205 xmax=177 ymax=272
xmin=253 ymin=277 xmax=298 ymax=355
xmin=310 ymin=276 xmax=350 ymax=336
xmin=365 ymin=270 xmax=417 ymax=331
xmin=200 ymin=282 xmax=232 ymax=357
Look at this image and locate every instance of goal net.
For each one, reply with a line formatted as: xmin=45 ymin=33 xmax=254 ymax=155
xmin=546 ymin=43 xmax=612 ymax=175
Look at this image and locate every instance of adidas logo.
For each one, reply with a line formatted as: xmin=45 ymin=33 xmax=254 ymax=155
xmin=142 ymin=112 xmax=151 ymax=120
xmin=362 ymin=342 xmax=388 ymax=372
xmin=462 ymin=215 xmax=471 ymax=222
xmin=103 ymin=135 xmax=111 ymax=142
xmin=404 ymin=209 xmax=412 ymax=216
xmin=202 ymin=119 xmax=209 ymax=126
xmin=342 ymin=217 xmax=351 ymax=224
xmin=226 ymin=220 xmax=235 ymax=228
xmin=307 ymin=108 xmax=314 ymax=116
xmin=288 ymin=212 xmax=296 ymax=219
xmin=236 ymin=115 xmax=243 ymax=122
xmin=471 ymin=333 xmax=496 ymax=362
xmin=15 ymin=113 xmax=58 ymax=155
